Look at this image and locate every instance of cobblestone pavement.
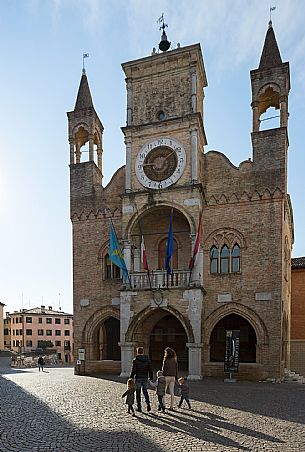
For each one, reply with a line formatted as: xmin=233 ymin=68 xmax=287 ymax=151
xmin=1 ymin=359 xmax=305 ymax=451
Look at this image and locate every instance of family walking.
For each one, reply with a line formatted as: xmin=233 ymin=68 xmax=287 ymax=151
xmin=122 ymin=346 xmax=191 ymax=416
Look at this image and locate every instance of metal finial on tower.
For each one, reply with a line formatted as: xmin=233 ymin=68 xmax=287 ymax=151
xmin=82 ymin=53 xmax=89 ymax=74
xmin=157 ymin=13 xmax=171 ymax=52
xmin=269 ymin=5 xmax=276 ymax=27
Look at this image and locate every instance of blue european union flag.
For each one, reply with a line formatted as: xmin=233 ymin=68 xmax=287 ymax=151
xmin=110 ymin=222 xmax=128 ymax=283
xmin=165 ymin=210 xmax=174 ymax=274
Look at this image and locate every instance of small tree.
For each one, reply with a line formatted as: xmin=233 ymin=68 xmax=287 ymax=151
xmin=37 ymin=340 xmax=54 ymax=350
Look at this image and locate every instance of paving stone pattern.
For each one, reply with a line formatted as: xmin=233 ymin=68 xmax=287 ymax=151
xmin=1 ymin=361 xmax=305 ymax=451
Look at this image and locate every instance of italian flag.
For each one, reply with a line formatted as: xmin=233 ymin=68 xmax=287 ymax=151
xmin=189 ymin=215 xmax=202 ymax=270
xmin=141 ymin=235 xmax=149 ymax=271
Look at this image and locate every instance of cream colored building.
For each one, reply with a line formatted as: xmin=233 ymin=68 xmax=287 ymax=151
xmin=9 ymin=306 xmax=74 ymax=363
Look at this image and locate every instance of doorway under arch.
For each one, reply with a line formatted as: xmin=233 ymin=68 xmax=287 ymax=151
xmin=149 ymin=313 xmax=188 ymax=371
xmin=99 ymin=317 xmax=120 ymax=360
xmin=210 ymin=314 xmax=257 ymax=363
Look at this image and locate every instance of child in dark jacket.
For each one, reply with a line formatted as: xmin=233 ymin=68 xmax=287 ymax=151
xmin=178 ymin=377 xmax=191 ymax=409
xmin=122 ymin=378 xmax=136 ymax=416
xmin=156 ymin=370 xmax=166 ymax=412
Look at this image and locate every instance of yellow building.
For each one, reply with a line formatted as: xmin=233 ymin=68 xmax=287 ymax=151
xmin=3 ymin=313 xmax=11 ymax=350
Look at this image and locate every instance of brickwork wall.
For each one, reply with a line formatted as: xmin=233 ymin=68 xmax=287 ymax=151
xmin=290 ymin=340 xmax=305 ymax=375
xmin=70 ymin=42 xmax=292 ymax=381
xmin=291 ymin=268 xmax=305 ymax=339
xmin=71 ymin=165 xmax=125 ymax=359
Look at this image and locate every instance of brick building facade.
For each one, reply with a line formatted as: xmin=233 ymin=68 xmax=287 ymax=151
xmin=69 ymin=22 xmax=293 ymax=380
xmin=290 ymin=257 xmax=305 ymax=375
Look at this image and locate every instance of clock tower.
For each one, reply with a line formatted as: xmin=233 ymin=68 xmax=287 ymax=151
xmin=121 ymin=42 xmax=207 ymax=193
xmin=117 ymin=39 xmax=208 ymax=379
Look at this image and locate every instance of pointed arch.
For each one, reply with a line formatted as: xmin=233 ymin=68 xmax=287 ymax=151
xmin=82 ymin=307 xmax=120 ymax=360
xmin=205 ymin=303 xmax=269 ymax=352
xmin=125 ymin=305 xmax=195 ymax=344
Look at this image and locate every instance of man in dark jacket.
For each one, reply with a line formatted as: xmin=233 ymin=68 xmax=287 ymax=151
xmin=130 ymin=347 xmax=153 ymax=412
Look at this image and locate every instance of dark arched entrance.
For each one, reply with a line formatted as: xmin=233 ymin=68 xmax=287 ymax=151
xmin=210 ymin=314 xmax=257 ymax=362
xmin=149 ymin=314 xmax=188 ymax=370
xmin=102 ymin=317 xmax=120 ymax=360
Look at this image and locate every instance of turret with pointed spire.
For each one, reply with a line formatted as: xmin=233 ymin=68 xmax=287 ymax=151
xmin=67 ymin=68 xmax=104 ymax=174
xmin=258 ymin=21 xmax=283 ymax=69
xmin=251 ymin=20 xmax=290 ymax=132
xmin=250 ymin=20 xmax=290 ymax=194
xmin=74 ymin=69 xmax=94 ymax=111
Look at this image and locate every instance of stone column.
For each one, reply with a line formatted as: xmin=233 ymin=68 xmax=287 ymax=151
xmin=97 ymin=146 xmax=103 ymax=173
xmin=119 ymin=291 xmax=136 ymax=377
xmin=126 ymin=79 xmax=132 ymax=126
xmin=125 ymin=138 xmax=132 ymax=192
xmin=69 ymin=139 xmax=75 ymax=164
xmin=133 ymin=248 xmax=140 ymax=272
xmin=119 ymin=342 xmax=134 ymax=377
xmin=189 ymin=233 xmax=197 ymax=285
xmin=191 ymin=128 xmax=198 ymax=183
xmin=252 ymin=101 xmax=260 ymax=132
xmin=183 ymin=288 xmax=203 ymax=341
xmin=191 ymin=69 xmax=197 ymax=113
xmin=187 ymin=343 xmax=203 ymax=380
xmin=184 ymin=288 xmax=204 ymax=378
xmin=75 ymin=143 xmax=81 ymax=163
xmin=280 ymin=97 xmax=288 ymax=127
xmin=89 ymin=134 xmax=94 ymax=161
xmin=123 ymin=240 xmax=132 ymax=272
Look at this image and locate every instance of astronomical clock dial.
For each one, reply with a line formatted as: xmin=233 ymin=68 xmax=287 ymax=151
xmin=135 ymin=137 xmax=186 ymax=189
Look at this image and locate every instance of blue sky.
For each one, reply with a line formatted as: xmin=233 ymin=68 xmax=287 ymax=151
xmin=0 ymin=0 xmax=304 ymax=315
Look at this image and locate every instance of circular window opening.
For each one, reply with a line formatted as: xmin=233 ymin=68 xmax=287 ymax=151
xmin=157 ymin=110 xmax=165 ymax=121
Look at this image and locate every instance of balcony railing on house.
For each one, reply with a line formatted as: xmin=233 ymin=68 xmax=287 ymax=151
xmin=128 ymin=270 xmax=191 ymax=290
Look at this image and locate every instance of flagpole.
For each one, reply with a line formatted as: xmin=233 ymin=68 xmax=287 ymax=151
xmin=165 ymin=207 xmax=174 ymax=288
xmin=188 ymin=211 xmax=202 ymax=286
xmin=134 ymin=203 xmax=152 ymax=290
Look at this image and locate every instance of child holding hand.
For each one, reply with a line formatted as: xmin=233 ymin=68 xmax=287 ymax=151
xmin=156 ymin=370 xmax=166 ymax=412
xmin=122 ymin=378 xmax=136 ymax=416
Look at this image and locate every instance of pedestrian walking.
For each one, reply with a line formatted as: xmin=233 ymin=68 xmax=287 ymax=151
xmin=177 ymin=377 xmax=191 ymax=409
xmin=122 ymin=378 xmax=136 ymax=416
xmin=38 ymin=356 xmax=45 ymax=372
xmin=162 ymin=347 xmax=178 ymax=410
xmin=155 ymin=370 xmax=166 ymax=412
xmin=130 ymin=347 xmax=153 ymax=412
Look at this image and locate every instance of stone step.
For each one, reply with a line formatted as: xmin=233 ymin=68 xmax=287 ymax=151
xmin=284 ymin=368 xmax=305 ymax=384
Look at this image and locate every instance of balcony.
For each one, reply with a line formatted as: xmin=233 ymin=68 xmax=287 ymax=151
xmin=128 ymin=269 xmax=192 ymax=290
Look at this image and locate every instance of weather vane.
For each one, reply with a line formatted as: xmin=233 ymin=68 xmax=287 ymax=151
xmin=157 ymin=13 xmax=167 ymax=32
xmin=157 ymin=13 xmax=171 ymax=52
xmin=82 ymin=53 xmax=89 ymax=74
xmin=269 ymin=5 xmax=276 ymax=23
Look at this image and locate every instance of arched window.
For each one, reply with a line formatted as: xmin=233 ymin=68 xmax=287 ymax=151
xmin=104 ymin=253 xmax=121 ymax=280
xmin=231 ymin=244 xmax=240 ymax=273
xmin=220 ymin=245 xmax=230 ymax=273
xmin=105 ymin=254 xmax=111 ymax=279
xmin=210 ymin=246 xmax=218 ymax=273
xmin=258 ymin=86 xmax=280 ymax=131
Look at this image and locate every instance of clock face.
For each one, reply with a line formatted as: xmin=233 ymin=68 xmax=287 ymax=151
xmin=135 ymin=137 xmax=186 ymax=189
